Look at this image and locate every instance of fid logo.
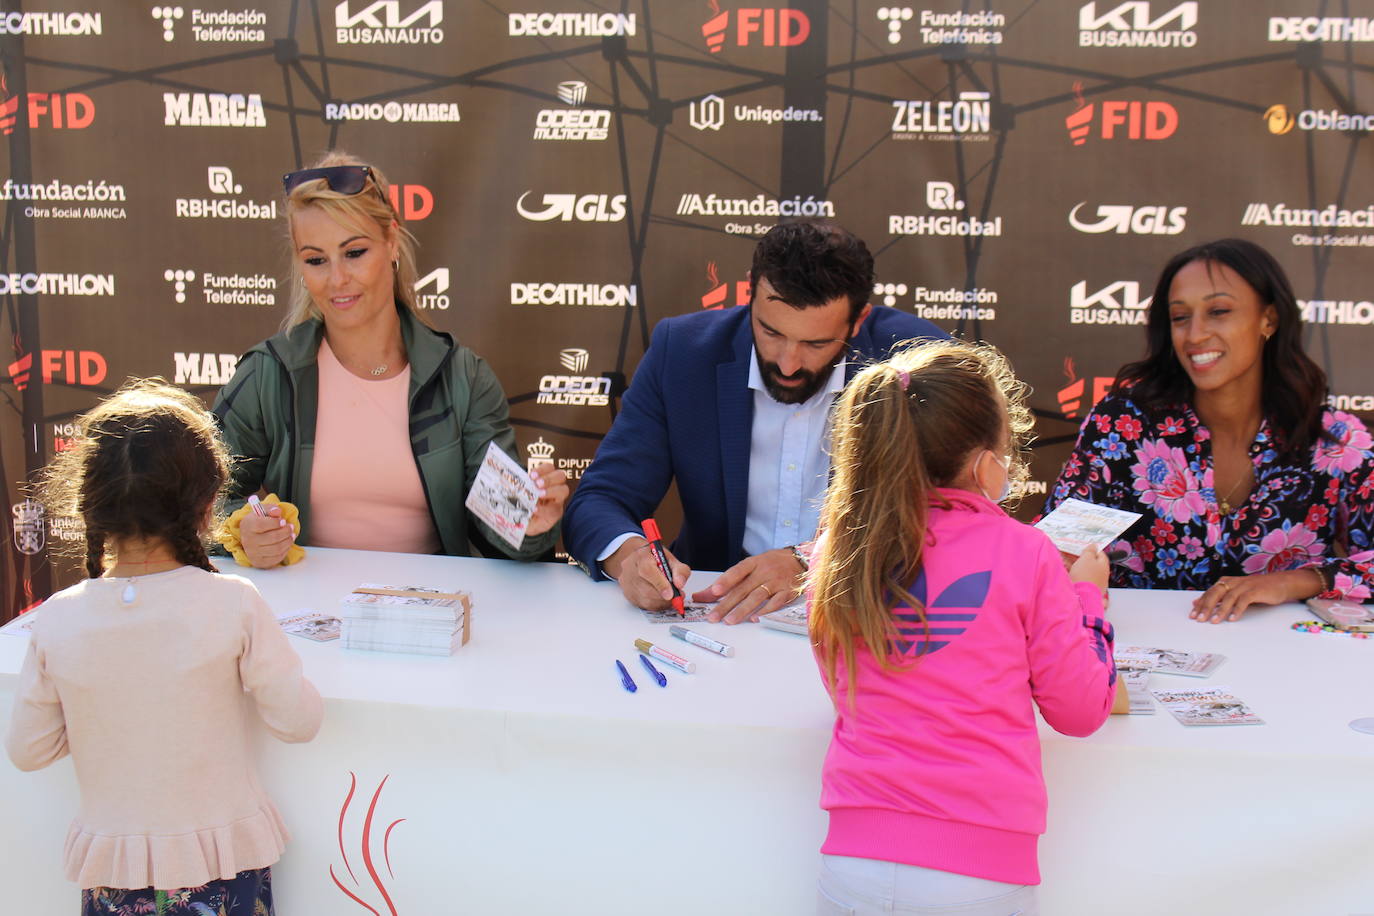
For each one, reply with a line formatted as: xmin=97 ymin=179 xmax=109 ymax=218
xmin=702 ymin=1 xmax=810 ymax=53
xmin=701 ymin=261 xmax=750 ymax=309
xmin=0 ymin=75 xmax=95 ymax=135
xmin=8 ymin=350 xmax=108 ymax=391
xmin=1058 ymin=357 xmax=1115 ymax=419
xmin=1065 ymin=81 xmax=1177 ymax=146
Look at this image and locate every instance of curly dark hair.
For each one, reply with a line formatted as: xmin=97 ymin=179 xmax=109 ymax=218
xmin=749 ymin=220 xmax=875 ymax=323
xmin=39 ymin=378 xmax=230 ymax=577
xmin=1112 ymin=238 xmax=1330 ymax=458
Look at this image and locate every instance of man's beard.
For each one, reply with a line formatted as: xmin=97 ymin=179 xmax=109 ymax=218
xmin=757 ymin=348 xmax=846 ymax=404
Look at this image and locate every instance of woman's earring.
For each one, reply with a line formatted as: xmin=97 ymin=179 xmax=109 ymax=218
xmin=392 ymin=258 xmax=399 ymax=272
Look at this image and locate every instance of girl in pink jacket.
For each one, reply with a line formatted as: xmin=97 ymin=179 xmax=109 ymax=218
xmin=809 ymin=340 xmax=1116 ymax=915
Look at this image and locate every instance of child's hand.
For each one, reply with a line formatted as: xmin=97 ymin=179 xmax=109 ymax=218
xmin=1069 ymin=545 xmax=1109 ymax=596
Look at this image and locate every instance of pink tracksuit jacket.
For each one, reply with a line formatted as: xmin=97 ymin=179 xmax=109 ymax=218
xmin=814 ymin=488 xmax=1117 ymax=885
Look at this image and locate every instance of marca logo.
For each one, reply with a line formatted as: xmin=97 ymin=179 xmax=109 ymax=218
xmin=1078 ymin=2 xmax=1197 ymax=47
xmin=415 ymin=267 xmax=450 ymax=309
xmin=0 ymin=11 xmax=101 ymax=36
xmin=0 ymin=76 xmax=95 ymax=134
xmin=890 ymin=181 xmax=1002 ymax=237
xmin=1069 ymin=203 xmax=1186 ymax=235
xmin=1264 ymin=104 xmax=1374 ymax=135
xmin=0 ymin=273 xmax=114 ymax=296
xmin=1069 ymin=280 xmax=1151 ymax=324
xmin=1065 ymin=82 xmax=1177 ymax=145
xmin=517 ymin=191 xmax=627 ymax=222
xmin=12 ymin=498 xmax=45 ymax=557
xmin=879 ymin=7 xmax=1005 ymax=45
xmin=175 ymin=166 xmax=277 ymax=220
xmin=534 ymin=80 xmax=609 ymax=141
xmin=174 ymin=352 xmax=240 ymax=386
xmin=509 ymin=12 xmax=635 ymax=36
xmin=701 ymin=261 xmax=750 ymax=310
xmin=539 ymin=350 xmax=610 ymax=406
xmin=511 ymin=282 xmax=637 ymax=307
xmin=702 ymin=2 xmax=810 ymax=52
xmin=1269 ymin=17 xmax=1374 ymax=43
xmin=1058 ymin=358 xmax=1116 ymax=419
xmin=151 ymin=6 xmax=266 ymax=42
xmin=7 ymin=350 xmax=108 ymax=390
xmin=891 ymin=92 xmax=991 ymax=138
xmin=336 ymin=0 xmax=443 ymax=43
xmin=387 ymin=184 xmax=434 ymax=220
xmin=163 ymin=92 xmax=266 ymax=127
xmin=691 ymin=95 xmax=725 ymax=131
xmin=163 ymin=267 xmax=276 ymax=306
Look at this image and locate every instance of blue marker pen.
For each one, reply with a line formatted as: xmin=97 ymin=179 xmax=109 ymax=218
xmin=615 ymin=659 xmax=637 ymax=693
xmin=639 ymin=653 xmax=668 ymax=687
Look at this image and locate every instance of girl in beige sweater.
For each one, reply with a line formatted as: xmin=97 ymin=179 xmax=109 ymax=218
xmin=6 ymin=379 xmax=322 ymax=915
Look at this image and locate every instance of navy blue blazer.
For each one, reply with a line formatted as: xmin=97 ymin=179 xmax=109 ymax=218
xmin=562 ymin=305 xmax=946 ymax=577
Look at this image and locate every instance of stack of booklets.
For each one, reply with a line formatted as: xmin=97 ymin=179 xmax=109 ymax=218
xmin=338 ymin=583 xmax=472 ymax=656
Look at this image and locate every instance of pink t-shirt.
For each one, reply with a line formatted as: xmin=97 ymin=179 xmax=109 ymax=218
xmin=309 ymin=339 xmax=441 ymax=554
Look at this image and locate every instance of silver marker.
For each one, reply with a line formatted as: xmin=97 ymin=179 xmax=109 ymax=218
xmin=669 ymin=625 xmax=734 ymax=657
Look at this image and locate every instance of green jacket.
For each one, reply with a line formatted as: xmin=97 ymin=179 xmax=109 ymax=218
xmin=212 ymin=306 xmax=557 ymax=560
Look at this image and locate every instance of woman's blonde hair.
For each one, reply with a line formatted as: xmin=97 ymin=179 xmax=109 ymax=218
xmin=282 ymin=150 xmax=425 ymax=328
xmin=808 ymin=339 xmax=1033 ymax=704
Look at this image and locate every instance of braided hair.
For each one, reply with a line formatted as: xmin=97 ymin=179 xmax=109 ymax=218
xmin=40 ymin=379 xmax=230 ymax=577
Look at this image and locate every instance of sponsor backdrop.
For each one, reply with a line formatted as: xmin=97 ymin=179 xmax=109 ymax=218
xmin=2 ymin=0 xmax=1372 ymax=619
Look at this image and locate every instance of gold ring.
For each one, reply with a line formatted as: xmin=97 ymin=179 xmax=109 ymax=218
xmin=1217 ymin=580 xmax=1230 ymax=591
xmin=756 ymin=583 xmax=772 ymax=597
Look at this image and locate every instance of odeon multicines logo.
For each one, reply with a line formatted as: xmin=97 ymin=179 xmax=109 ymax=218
xmin=688 ymin=93 xmax=822 ymax=132
xmin=150 ymin=6 xmax=266 ymax=42
xmin=6 ymin=177 xmax=127 ymax=221
xmin=1241 ymin=201 xmax=1374 ymax=248
xmin=517 ymin=191 xmax=626 ymax=222
xmin=701 ymin=261 xmax=750 ymax=310
xmin=889 ymin=181 xmax=1002 ymax=237
xmin=891 ymin=91 xmax=991 ymax=140
xmin=0 ymin=11 xmax=101 ymax=36
xmin=1269 ymin=16 xmax=1374 ymax=42
xmin=325 ymin=98 xmax=459 ymax=123
xmin=415 ymin=267 xmax=450 ymax=309
xmin=1065 ymin=82 xmax=1177 ymax=145
xmin=336 ymin=0 xmax=443 ymax=44
xmin=1069 ymin=202 xmax=1186 ymax=235
xmin=0 ymin=272 xmax=114 ymax=297
xmin=1078 ymin=2 xmax=1197 ymax=48
xmin=175 ymin=166 xmax=276 ymax=220
xmin=164 ymin=91 xmax=266 ymax=127
xmin=702 ymin=2 xmax=809 ymax=52
xmin=7 ymin=348 xmax=108 ymax=391
xmin=873 ymin=282 xmax=998 ymax=321
xmin=525 ymin=436 xmax=591 ymax=480
xmin=1069 ymin=279 xmax=1150 ymax=324
xmin=0 ymin=76 xmax=95 ymax=135
xmin=876 ymin=7 xmax=1004 ymax=45
xmin=163 ymin=265 xmax=277 ymax=306
xmin=174 ymin=352 xmax=240 ymax=386
xmin=1301 ymin=295 xmax=1374 ymax=326
xmin=511 ymin=281 xmax=637 ymax=307
xmin=533 ymin=81 xmax=608 ymax=141
xmin=538 ymin=349 xmax=610 ymax=407
xmin=510 ymin=11 xmax=635 ymax=36
xmin=1263 ymin=103 xmax=1373 ymax=136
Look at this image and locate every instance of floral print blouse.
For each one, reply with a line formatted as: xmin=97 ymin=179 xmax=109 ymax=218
xmin=1045 ymin=393 xmax=1374 ymax=598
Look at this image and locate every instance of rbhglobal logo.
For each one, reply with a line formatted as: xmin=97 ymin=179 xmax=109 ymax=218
xmin=888 ymin=181 xmax=1002 ymax=237
xmin=175 ymin=166 xmax=277 ymax=220
xmin=336 ymin=0 xmax=444 ymax=43
xmin=163 ymin=92 xmax=267 ymax=127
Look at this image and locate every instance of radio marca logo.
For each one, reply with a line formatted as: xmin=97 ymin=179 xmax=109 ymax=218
xmin=702 ymin=1 xmax=810 ymax=52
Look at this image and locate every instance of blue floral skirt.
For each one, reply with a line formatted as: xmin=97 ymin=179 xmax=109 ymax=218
xmin=81 ymin=866 xmax=272 ymax=915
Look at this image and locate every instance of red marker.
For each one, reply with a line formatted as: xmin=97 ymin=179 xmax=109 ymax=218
xmin=641 ymin=518 xmax=685 ymax=616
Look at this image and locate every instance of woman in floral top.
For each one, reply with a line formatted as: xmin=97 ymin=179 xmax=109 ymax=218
xmin=1046 ymin=238 xmax=1374 ymax=622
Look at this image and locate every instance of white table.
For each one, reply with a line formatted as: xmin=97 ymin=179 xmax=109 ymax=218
xmin=2 ymin=548 xmax=1372 ymax=915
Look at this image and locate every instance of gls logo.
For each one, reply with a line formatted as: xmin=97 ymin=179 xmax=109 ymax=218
xmin=1078 ymin=2 xmax=1197 ymax=47
xmin=0 ymin=75 xmax=95 ymax=134
xmin=7 ymin=350 xmax=108 ymax=391
xmin=702 ymin=1 xmax=810 ymax=53
xmin=516 ymin=191 xmax=626 ymax=222
xmin=415 ymin=267 xmax=449 ymax=309
xmin=1069 ymin=280 xmax=1152 ymax=325
xmin=1065 ymin=81 xmax=1176 ymax=145
xmin=335 ymin=0 xmax=443 ymax=44
xmin=1069 ymin=203 xmax=1186 ymax=235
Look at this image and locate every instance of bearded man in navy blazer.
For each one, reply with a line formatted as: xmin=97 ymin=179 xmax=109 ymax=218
xmin=563 ymin=220 xmax=945 ymax=622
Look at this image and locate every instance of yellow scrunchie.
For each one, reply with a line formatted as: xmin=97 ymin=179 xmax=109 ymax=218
xmin=217 ymin=493 xmax=306 ymax=567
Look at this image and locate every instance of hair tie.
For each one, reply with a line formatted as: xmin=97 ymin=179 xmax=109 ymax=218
xmin=897 ymin=369 xmax=910 ymax=390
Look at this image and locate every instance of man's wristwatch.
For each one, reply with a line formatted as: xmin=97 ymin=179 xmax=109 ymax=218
xmin=789 ymin=544 xmax=809 ymax=572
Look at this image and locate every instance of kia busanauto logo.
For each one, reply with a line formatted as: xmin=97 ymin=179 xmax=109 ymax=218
xmin=516 ymin=191 xmax=627 ymax=222
xmin=336 ymin=0 xmax=443 ymax=43
xmin=1078 ymin=2 xmax=1197 ymax=47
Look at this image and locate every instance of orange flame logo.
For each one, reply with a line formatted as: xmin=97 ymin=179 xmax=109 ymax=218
xmin=330 ymin=772 xmax=407 ymax=915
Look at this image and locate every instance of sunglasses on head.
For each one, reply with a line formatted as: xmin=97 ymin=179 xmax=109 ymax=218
xmin=281 ymin=165 xmax=375 ymax=196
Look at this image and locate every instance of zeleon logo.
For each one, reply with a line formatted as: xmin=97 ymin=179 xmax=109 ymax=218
xmin=7 ymin=349 xmax=107 ymax=391
xmin=1064 ymin=80 xmax=1176 ymax=146
xmin=1057 ymin=357 xmax=1115 ymax=419
xmin=701 ymin=1 xmax=810 ymax=52
xmin=701 ymin=261 xmax=750 ymax=310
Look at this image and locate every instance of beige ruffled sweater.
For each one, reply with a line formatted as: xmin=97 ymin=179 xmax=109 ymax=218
xmin=5 ymin=566 xmax=322 ymax=890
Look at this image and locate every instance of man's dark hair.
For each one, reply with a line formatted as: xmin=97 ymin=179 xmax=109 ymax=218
xmin=749 ymin=220 xmax=874 ymax=323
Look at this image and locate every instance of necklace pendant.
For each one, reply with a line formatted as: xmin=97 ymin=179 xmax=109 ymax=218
xmin=370 ymin=364 xmax=388 ymax=377
xmin=121 ymin=582 xmax=136 ymax=605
